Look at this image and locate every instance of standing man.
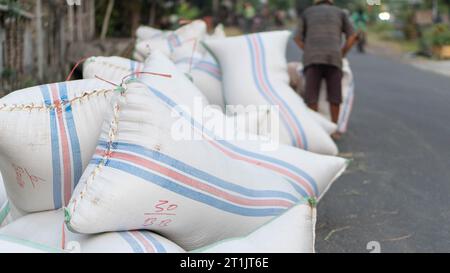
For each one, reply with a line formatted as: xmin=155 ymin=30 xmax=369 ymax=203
xmin=243 ymin=2 xmax=256 ymax=33
xmin=352 ymin=6 xmax=369 ymax=53
xmin=294 ymin=0 xmax=358 ymax=140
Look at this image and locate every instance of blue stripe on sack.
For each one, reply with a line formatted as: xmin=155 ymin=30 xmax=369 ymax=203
xmin=256 ymin=34 xmax=309 ymax=150
xmin=142 ymin=83 xmax=319 ymax=197
xmin=119 ymin=232 xmax=144 ymax=253
xmin=193 ymin=65 xmax=222 ymax=81
xmin=167 ymin=39 xmax=174 ymax=53
xmin=141 ymin=232 xmax=166 ymax=253
xmin=244 ymin=36 xmax=296 ymax=147
xmin=174 ymin=57 xmax=203 ymax=65
xmin=167 ymin=33 xmax=182 ymax=53
xmin=40 ymin=85 xmax=62 ymax=209
xmin=95 ymin=158 xmax=287 ymax=217
xmin=150 ymin=32 xmax=164 ymax=39
xmin=215 ymin=139 xmax=318 ymax=196
xmin=58 ymin=82 xmax=82 ymax=189
xmin=130 ymin=60 xmax=136 ymax=79
xmin=173 ymin=33 xmax=181 ymax=46
xmin=97 ymin=141 xmax=300 ymax=202
xmin=0 ymin=201 xmax=10 ymax=225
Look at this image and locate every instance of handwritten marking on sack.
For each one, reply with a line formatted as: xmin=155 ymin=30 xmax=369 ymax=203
xmin=13 ymin=164 xmax=45 ymax=189
xmin=143 ymin=200 xmax=178 ymax=228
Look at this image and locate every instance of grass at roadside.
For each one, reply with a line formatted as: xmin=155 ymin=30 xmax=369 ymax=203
xmin=367 ymin=25 xmax=419 ymax=55
xmin=224 ymin=27 xmax=243 ymax=37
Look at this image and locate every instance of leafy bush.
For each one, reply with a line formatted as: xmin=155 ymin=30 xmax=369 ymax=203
xmin=429 ymin=23 xmax=450 ymax=47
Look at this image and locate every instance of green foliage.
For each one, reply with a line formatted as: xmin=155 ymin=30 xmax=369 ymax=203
xmin=269 ymin=0 xmax=295 ymax=10
xmin=428 ymin=23 xmax=450 ymax=46
xmin=0 ymin=0 xmax=24 ymax=18
xmin=176 ymin=2 xmax=201 ymax=20
xmin=1 ymin=68 xmax=16 ymax=79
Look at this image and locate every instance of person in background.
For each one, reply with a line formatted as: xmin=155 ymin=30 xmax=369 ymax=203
xmin=243 ymin=2 xmax=256 ymax=33
xmin=294 ymin=0 xmax=358 ymax=140
xmin=351 ymin=6 xmax=369 ymax=53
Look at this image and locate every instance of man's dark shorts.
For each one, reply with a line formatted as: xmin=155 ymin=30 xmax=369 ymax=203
xmin=304 ymin=64 xmax=343 ymax=105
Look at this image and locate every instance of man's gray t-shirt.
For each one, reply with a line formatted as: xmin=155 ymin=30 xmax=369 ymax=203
xmin=297 ymin=3 xmax=354 ymax=69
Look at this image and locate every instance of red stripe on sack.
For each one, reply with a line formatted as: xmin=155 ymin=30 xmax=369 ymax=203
xmin=251 ymin=36 xmax=304 ymax=148
xmin=51 ymin=84 xmax=72 ymax=206
xmin=204 ymin=137 xmax=315 ymax=197
xmin=130 ymin=231 xmax=155 ymax=253
xmin=109 ymin=151 xmax=293 ymax=208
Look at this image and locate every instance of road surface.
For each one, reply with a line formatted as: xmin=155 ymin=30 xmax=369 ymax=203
xmin=287 ymin=41 xmax=450 ymax=253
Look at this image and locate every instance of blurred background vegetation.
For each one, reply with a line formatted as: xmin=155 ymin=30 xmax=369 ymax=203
xmin=0 ymin=0 xmax=449 ymax=94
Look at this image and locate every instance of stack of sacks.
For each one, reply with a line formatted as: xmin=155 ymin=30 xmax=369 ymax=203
xmin=0 ymin=210 xmax=185 ymax=253
xmin=64 ymin=79 xmax=344 ymax=251
xmin=0 ymin=79 xmax=118 ymax=223
xmin=193 ymin=204 xmax=316 ymax=253
xmin=84 ymin=52 xmax=272 ymax=139
xmin=139 ymin=52 xmax=347 ymax=202
xmin=0 ymin=234 xmax=64 ymax=253
xmin=287 ymin=60 xmax=355 ymax=134
xmin=203 ymin=31 xmax=339 ymax=155
xmin=63 ymin=52 xmax=347 ymax=252
xmin=0 ymin=204 xmax=315 ymax=253
xmin=0 ymin=30 xmax=350 ymax=253
xmin=135 ymin=21 xmax=226 ymax=109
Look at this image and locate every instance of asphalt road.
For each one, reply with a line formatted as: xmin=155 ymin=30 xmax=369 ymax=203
xmin=287 ymin=42 xmax=450 ymax=253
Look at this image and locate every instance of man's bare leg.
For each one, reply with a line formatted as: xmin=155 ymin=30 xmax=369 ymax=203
xmin=330 ymin=103 xmax=342 ymax=140
xmin=330 ymin=103 xmax=340 ymax=124
xmin=308 ymin=103 xmax=319 ymax=112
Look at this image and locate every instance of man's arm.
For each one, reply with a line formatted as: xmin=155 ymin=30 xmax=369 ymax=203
xmin=295 ymin=13 xmax=305 ymax=50
xmin=294 ymin=35 xmax=305 ymax=50
xmin=341 ymin=33 xmax=358 ymax=57
xmin=341 ymin=11 xmax=358 ymax=57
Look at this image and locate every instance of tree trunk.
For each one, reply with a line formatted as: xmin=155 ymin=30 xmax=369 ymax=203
xmin=68 ymin=4 xmax=74 ymax=42
xmin=76 ymin=2 xmax=84 ymax=41
xmin=101 ymin=0 xmax=115 ymax=40
xmin=89 ymin=0 xmax=96 ymax=39
xmin=35 ymin=0 xmax=44 ymax=81
xmin=149 ymin=1 xmax=157 ymax=26
xmin=130 ymin=0 xmax=141 ymax=38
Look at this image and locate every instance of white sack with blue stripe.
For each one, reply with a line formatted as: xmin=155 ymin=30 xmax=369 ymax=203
xmin=0 ymin=210 xmax=185 ymax=253
xmin=194 ymin=204 xmax=316 ymax=253
xmin=83 ymin=56 xmax=144 ymax=85
xmin=184 ymin=24 xmax=227 ymax=109
xmin=143 ymin=51 xmax=346 ymax=201
xmin=0 ymin=234 xmax=64 ymax=253
xmin=65 ymin=81 xmax=318 ymax=250
xmin=203 ymin=31 xmax=339 ymax=155
xmin=0 ymin=174 xmax=10 ymax=227
xmin=136 ymin=26 xmax=167 ymax=43
xmin=171 ymin=41 xmax=205 ymax=75
xmin=141 ymin=51 xmax=210 ymax=109
xmin=134 ymin=20 xmax=207 ymax=61
xmin=187 ymin=51 xmax=225 ymax=109
xmin=0 ymin=79 xmax=117 ymax=213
